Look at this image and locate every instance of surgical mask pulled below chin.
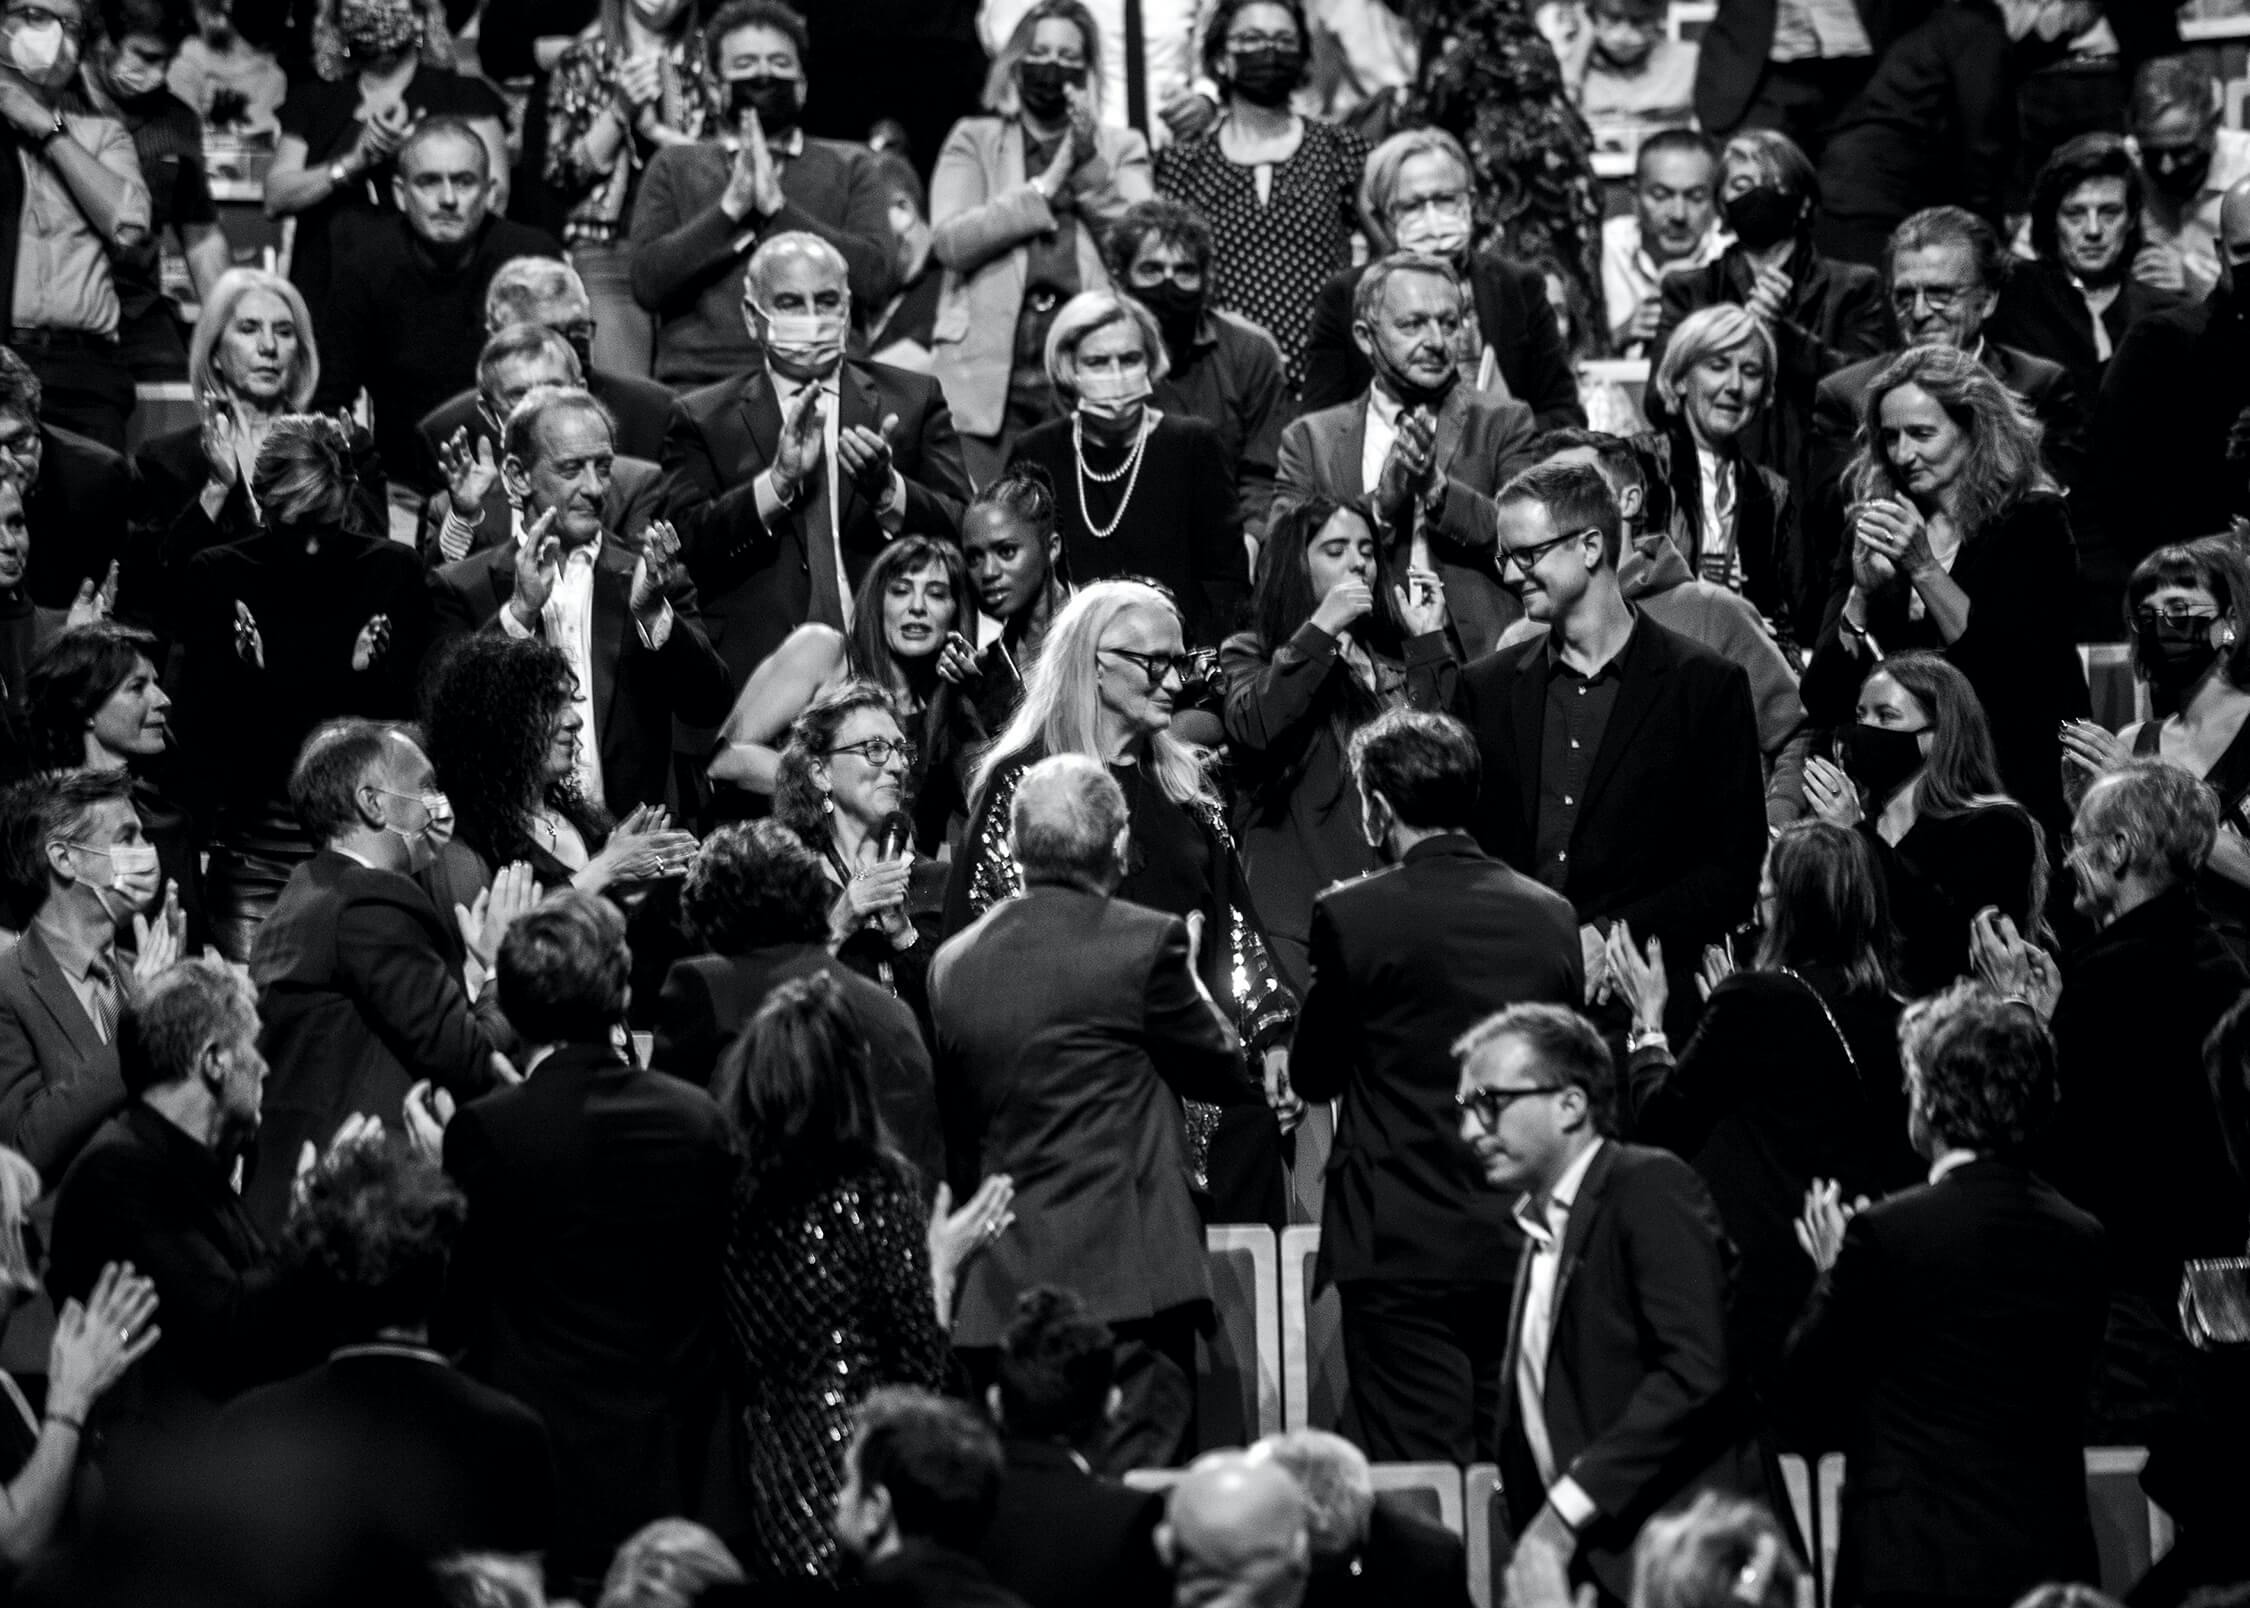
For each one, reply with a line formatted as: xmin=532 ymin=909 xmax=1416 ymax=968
xmin=1075 ymin=368 xmax=1152 ymax=419
xmin=1393 ymin=208 xmax=1472 ymax=259
xmin=5 ymin=19 xmax=74 ymax=89
xmin=757 ymin=305 xmax=846 ymax=367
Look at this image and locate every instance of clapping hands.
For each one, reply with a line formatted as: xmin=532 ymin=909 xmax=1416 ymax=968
xmin=1968 ymin=905 xmax=2061 ymax=1020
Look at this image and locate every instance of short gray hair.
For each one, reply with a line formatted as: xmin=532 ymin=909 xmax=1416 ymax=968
xmin=1043 ymin=290 xmax=1168 ymax=400
xmin=1359 ymin=127 xmax=1472 ymax=234
xmin=119 ymin=958 xmax=257 ymax=1100
xmin=1253 ymin=1431 xmax=1374 ymax=1561
xmin=1351 ymin=251 xmax=1463 ymax=331
xmin=1011 ymin=754 xmax=1127 ymax=889
xmin=745 ymin=231 xmax=849 ymax=305
xmin=476 ymin=322 xmax=579 ymax=401
xmin=1653 ymin=303 xmax=1775 ymax=411
xmin=484 ymin=255 xmax=586 ymax=330
xmin=503 ymin=384 xmax=617 ymax=469
xmin=2077 ymin=759 xmax=2220 ymax=889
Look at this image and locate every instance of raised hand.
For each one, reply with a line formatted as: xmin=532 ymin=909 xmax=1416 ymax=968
xmin=837 ymin=413 xmax=900 ymax=504
xmin=1697 ymin=936 xmax=1736 ymax=1001
xmin=351 ymin=613 xmax=392 ymax=673
xmin=1064 ymin=83 xmax=1098 ymax=167
xmin=200 ymin=401 xmax=241 ymax=488
xmin=130 ymin=881 xmax=186 ymax=984
xmin=929 ymin=1173 xmax=1016 ymax=1275
xmin=771 ymin=382 xmax=825 ymax=503
xmin=935 ymin=630 xmax=981 ymax=684
xmin=508 ymin=508 xmax=563 ymax=628
xmin=1604 ymin=924 xmax=1668 ymax=1035
xmin=47 ymin=1262 xmax=161 ymax=1422
xmin=1310 ymin=574 xmax=1374 ymax=636
xmin=1854 ymin=497 xmax=1937 ymax=579
xmin=1373 ymin=409 xmax=1437 ymax=520
xmin=1968 ymin=906 xmax=2062 ymax=1020
xmin=2059 ymin=718 xmax=2130 ymax=779
xmin=233 ymin=599 xmax=265 ymax=670
xmin=1801 ymin=754 xmax=1863 ymax=828
xmin=587 ymin=824 xmax=700 ymax=889
xmin=1794 ymin=1178 xmax=1854 ymax=1272
xmin=2131 ymin=241 xmax=2188 ymax=296
xmin=631 ymin=519 xmax=682 ymax=617
xmin=1394 ymin=568 xmax=1448 ymax=636
xmin=480 ymin=861 xmax=541 ymax=965
xmin=1745 ymin=262 xmax=1792 ymax=325
xmin=615 ymin=51 xmax=663 ymax=111
xmin=402 ymin=1080 xmax=455 ymax=1165
xmin=66 ymin=562 xmax=118 ymax=627
xmin=721 ymin=109 xmax=784 ymax=221
xmin=1157 ymin=86 xmax=1219 ymax=142
xmin=438 ymin=426 xmax=501 ymax=512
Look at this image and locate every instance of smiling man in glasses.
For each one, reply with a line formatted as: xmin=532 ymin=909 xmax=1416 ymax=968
xmin=1456 ymin=1000 xmax=1773 ymax=1608
xmin=1458 ymin=459 xmax=1764 ymax=1038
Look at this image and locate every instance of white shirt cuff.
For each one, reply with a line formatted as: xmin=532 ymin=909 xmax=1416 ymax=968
xmin=876 ymin=468 xmax=907 ymax=532
xmin=498 ymin=602 xmax=536 ymax=640
xmin=634 ymin=599 xmax=675 ymax=648
xmin=1547 ymin=1477 xmax=1597 ymax=1531
xmin=754 ymin=468 xmax=788 ymax=528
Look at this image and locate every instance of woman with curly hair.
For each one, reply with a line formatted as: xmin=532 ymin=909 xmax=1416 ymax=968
xmin=1800 ymin=344 xmax=2089 ymax=834
xmin=710 ymin=535 xmax=975 ymax=852
xmin=944 ymin=578 xmax=1298 ymax=1225
xmin=419 ymin=632 xmax=699 ymax=918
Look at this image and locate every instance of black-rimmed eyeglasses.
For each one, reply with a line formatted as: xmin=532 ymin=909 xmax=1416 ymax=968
xmin=1101 ymin=646 xmax=1196 ymax=686
xmin=1454 ymin=1084 xmax=1565 ymax=1129
xmin=832 ymin=736 xmax=918 ymax=768
xmin=1496 ymin=528 xmax=1596 ymax=577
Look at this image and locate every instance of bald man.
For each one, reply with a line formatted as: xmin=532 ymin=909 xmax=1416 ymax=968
xmin=2089 ymin=174 xmax=2250 ymax=627
xmin=1157 ymin=1452 xmax=1312 ymax=1608
xmin=659 ymin=229 xmax=969 ymax=688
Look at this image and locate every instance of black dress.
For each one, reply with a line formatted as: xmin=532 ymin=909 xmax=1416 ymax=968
xmin=1864 ymin=805 xmax=2043 ymax=997
xmin=1007 ymin=415 xmax=1248 ymax=648
xmin=2131 ymin=717 xmax=2250 ymax=962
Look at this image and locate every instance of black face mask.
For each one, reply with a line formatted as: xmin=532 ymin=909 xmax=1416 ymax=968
xmin=1721 ymin=186 xmax=1800 ymax=252
xmin=2135 ymin=615 xmax=2224 ymax=694
xmin=2147 ymin=148 xmax=2214 ymax=201
xmin=1839 ymin=722 xmax=1927 ymax=806
xmin=1016 ymin=59 xmax=1083 ymax=121
xmin=1227 ymin=47 xmax=1302 ymax=108
xmin=1134 ymin=278 xmax=1205 ymax=347
xmin=728 ymin=74 xmax=800 ymax=136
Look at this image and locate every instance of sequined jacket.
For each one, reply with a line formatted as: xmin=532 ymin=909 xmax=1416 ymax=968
xmin=719 ymin=1152 xmax=949 ymax=1583
xmin=543 ymin=32 xmax=721 ymax=245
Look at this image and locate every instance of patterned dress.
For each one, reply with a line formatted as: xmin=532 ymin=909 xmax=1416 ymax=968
xmin=719 ymin=1152 xmax=949 ymax=1583
xmin=544 ymin=32 xmax=722 ymax=246
xmin=1156 ymin=117 xmax=1369 ymax=395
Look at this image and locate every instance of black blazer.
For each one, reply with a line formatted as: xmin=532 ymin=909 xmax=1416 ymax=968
xmin=246 ymin=849 xmax=508 ymax=1237
xmin=1692 ymin=0 xmax=1934 ymax=132
xmin=1783 ymin=1158 xmax=2107 ymax=1604
xmin=440 ymin=1042 xmax=737 ymax=1586
xmin=428 ymin=535 xmax=734 ymax=817
xmin=410 ymin=365 xmax=683 ymax=497
xmin=978 ymin=1439 xmax=1167 ymax=1608
xmin=841 ymin=1539 xmax=1037 ymax=1608
xmin=1300 ymin=251 xmax=1584 ymax=428
xmin=1632 ymin=422 xmax=1802 ymax=639
xmin=1292 ymin=834 xmax=1581 ymax=1286
xmin=928 ymin=884 xmax=1254 ymax=1345
xmin=0 ymin=921 xmax=126 ymax=1182
xmin=26 ymin=422 xmax=141 ymax=612
xmin=655 ymin=943 xmax=941 ymax=1190
xmin=1303 ymin=1500 xmax=1474 ymax=1608
xmin=659 ymin=358 xmax=970 ymax=688
xmin=1498 ymin=1142 xmax=1779 ymax=1603
xmin=1460 ymin=614 xmax=1766 ymax=1020
xmin=1987 ymin=258 xmax=2188 ymax=411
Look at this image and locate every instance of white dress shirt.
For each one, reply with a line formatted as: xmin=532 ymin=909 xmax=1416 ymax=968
xmin=2142 ymin=125 xmax=2250 ymax=305
xmin=1361 ymin=384 xmax=1404 ymax=496
xmin=1512 ymin=1136 xmax=1607 ymax=1529
xmin=1600 ymin=213 xmax=1729 ymax=353
xmin=1927 ymin=1147 xmax=1978 ymax=1185
xmin=1694 ymin=443 xmax=1740 ymax=590
xmin=751 ymin=364 xmax=910 ymax=627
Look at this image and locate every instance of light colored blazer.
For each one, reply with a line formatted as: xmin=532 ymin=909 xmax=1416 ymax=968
xmin=928 ymin=113 xmax=1152 ymax=439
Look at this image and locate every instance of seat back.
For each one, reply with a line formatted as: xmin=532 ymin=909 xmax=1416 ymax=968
xmin=1279 ymin=1225 xmax=1347 ymax=1431
xmin=1200 ymin=1226 xmax=1283 ymax=1449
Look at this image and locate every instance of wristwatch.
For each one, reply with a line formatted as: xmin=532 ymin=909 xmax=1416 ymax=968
xmin=1626 ymin=1024 xmax=1670 ymax=1054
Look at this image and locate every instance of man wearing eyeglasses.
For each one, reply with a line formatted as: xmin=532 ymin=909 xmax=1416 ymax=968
xmin=1457 ymin=1001 xmax=1774 ymax=1608
xmin=1459 ymin=460 xmax=1764 ymax=1038
xmin=1807 ymin=206 xmax=2080 ymax=503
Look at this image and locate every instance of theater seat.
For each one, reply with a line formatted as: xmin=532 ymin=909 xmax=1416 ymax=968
xmin=1200 ymin=1225 xmax=1282 ymax=1449
xmin=1464 ymin=1463 xmax=1503 ymax=1608
xmin=1279 ymin=1225 xmax=1347 ymax=1431
xmin=1370 ymin=1461 xmax=1465 ymax=1536
xmin=2085 ymin=1446 xmax=2175 ymax=1595
xmin=1778 ymin=1453 xmax=1820 ymax=1608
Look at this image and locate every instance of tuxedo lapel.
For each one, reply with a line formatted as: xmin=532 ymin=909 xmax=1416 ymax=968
xmin=18 ymin=927 xmax=100 ymax=1061
xmin=1335 ymin=402 xmax=1370 ymax=498
xmin=1551 ymin=1142 xmax=1617 ymax=1326
xmin=736 ymin=372 xmax=784 ymax=481
xmin=1497 ymin=1235 xmax=1535 ymax=1437
xmin=1509 ymin=648 xmax=1548 ymax=841
xmin=836 ymin=364 xmax=881 ymax=536
xmin=1431 ymin=384 xmax=1470 ymax=483
xmin=590 ymin=543 xmax=634 ymax=739
xmin=1576 ymin=625 xmax=1668 ymax=812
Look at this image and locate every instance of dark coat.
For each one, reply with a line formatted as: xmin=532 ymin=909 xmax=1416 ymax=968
xmin=840 ymin=1539 xmax=1035 ymax=1608
xmin=1292 ymin=834 xmax=1581 ymax=1286
xmin=1300 ymin=251 xmax=1584 ymax=429
xmin=247 ymin=850 xmax=508 ymax=1236
xmin=1633 ymin=422 xmax=1802 ymax=638
xmin=23 ymin=423 xmax=139 ymax=611
xmin=1986 ymin=257 xmax=2187 ymax=410
xmin=659 ymin=359 xmax=969 ymax=688
xmin=441 ymin=1042 xmax=736 ymax=1585
xmin=1459 ymin=613 xmax=1767 ymax=1027
xmin=655 ymin=943 xmax=940 ymax=1188
xmin=978 ymin=1439 xmax=1167 ymax=1608
xmin=427 ymin=533 xmax=733 ymax=817
xmin=1498 ymin=1142 xmax=1780 ymax=1604
xmin=928 ymin=884 xmax=1253 ymax=1344
xmin=1302 ymin=1500 xmax=1474 ymax=1608
xmin=1783 ymin=1159 xmax=2108 ymax=1605
xmin=0 ymin=921 xmax=126 ymax=1182
xmin=1692 ymin=0 xmax=1934 ymax=133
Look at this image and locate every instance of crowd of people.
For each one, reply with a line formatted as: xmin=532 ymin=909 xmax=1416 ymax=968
xmin=0 ymin=0 xmax=2247 ymax=1605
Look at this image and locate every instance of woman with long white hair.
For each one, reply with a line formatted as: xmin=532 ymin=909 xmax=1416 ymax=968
xmin=943 ymin=578 xmax=1296 ymax=1223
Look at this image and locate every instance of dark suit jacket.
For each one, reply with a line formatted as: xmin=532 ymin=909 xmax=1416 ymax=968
xmin=412 ymin=455 xmax=662 ymax=569
xmin=25 ymin=422 xmax=140 ymax=611
xmin=1783 ymin=1159 xmax=2107 ymax=1605
xmin=842 ymin=1538 xmax=1035 ymax=1608
xmin=1274 ymin=387 xmax=1538 ymax=655
xmin=1634 ymin=422 xmax=1802 ymax=639
xmin=659 ymin=359 xmax=970 ymax=688
xmin=1987 ymin=259 xmax=2184 ymax=461
xmin=1460 ymin=614 xmax=1766 ymax=1026
xmin=1499 ymin=1142 xmax=1777 ymax=1603
xmin=0 ymin=921 xmax=126 ymax=1183
xmin=1293 ymin=834 xmax=1581 ymax=1287
xmin=440 ymin=1042 xmax=736 ymax=1584
xmin=410 ymin=365 xmax=683 ymax=496
xmin=1303 ymin=1500 xmax=1474 ymax=1608
xmin=220 ymin=1350 xmax=559 ymax=1562
xmin=928 ymin=884 xmax=1254 ymax=1345
xmin=978 ymin=1439 xmax=1167 ymax=1608
xmin=1300 ymin=253 xmax=1584 ymax=428
xmin=427 ymin=534 xmax=734 ymax=816
xmin=655 ymin=943 xmax=940 ymax=1188
xmin=1692 ymin=0 xmax=1933 ymax=132
xmin=246 ymin=850 xmax=507 ymax=1237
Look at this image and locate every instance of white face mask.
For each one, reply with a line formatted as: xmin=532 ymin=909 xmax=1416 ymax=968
xmin=63 ymin=838 xmax=162 ymax=916
xmin=1075 ymin=367 xmax=1152 ymax=419
xmin=6 ymin=18 xmax=72 ymax=87
xmin=753 ymin=303 xmax=847 ymax=370
xmin=107 ymin=53 xmax=167 ymax=99
xmin=1393 ymin=207 xmax=1472 ymax=259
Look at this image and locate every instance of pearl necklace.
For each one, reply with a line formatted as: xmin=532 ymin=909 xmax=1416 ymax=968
xmin=1074 ymin=413 xmax=1155 ymax=540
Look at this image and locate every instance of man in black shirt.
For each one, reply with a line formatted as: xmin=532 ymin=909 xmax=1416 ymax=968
xmin=312 ymin=116 xmax=561 ymax=504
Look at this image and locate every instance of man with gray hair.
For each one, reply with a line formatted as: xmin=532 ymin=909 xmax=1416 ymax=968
xmin=1253 ymin=1430 xmax=1470 ymax=1608
xmin=1982 ymin=758 xmax=2250 ymax=1437
xmin=1154 ymin=1450 xmax=1312 ymax=1608
xmin=930 ymin=753 xmax=1256 ymax=1470
xmin=411 ymin=256 xmax=682 ymax=504
xmin=660 ymin=228 xmax=968 ymax=689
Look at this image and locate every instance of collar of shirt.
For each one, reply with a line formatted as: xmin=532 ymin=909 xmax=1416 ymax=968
xmin=1928 ymin=1148 xmax=1978 ymax=1185
xmin=1543 ymin=606 xmax=1640 ymax=676
xmin=766 ymin=365 xmax=842 ymax=406
xmin=330 ymin=842 xmax=379 ymax=871
xmin=1367 ymin=383 xmax=1406 ymax=433
xmin=1512 ymin=1136 xmax=1606 ymax=1249
xmin=29 ymin=908 xmax=112 ymax=985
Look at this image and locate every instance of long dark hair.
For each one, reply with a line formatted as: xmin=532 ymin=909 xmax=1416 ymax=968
xmin=714 ymin=972 xmax=890 ymax=1210
xmin=1252 ymin=496 xmax=1402 ymax=659
xmin=846 ymin=536 xmax=972 ymax=809
xmin=773 ymin=679 xmax=901 ymax=847
xmin=1756 ymin=820 xmax=1895 ymax=997
xmin=420 ymin=634 xmax=609 ymax=869
xmin=25 ymin=622 xmax=161 ymax=770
